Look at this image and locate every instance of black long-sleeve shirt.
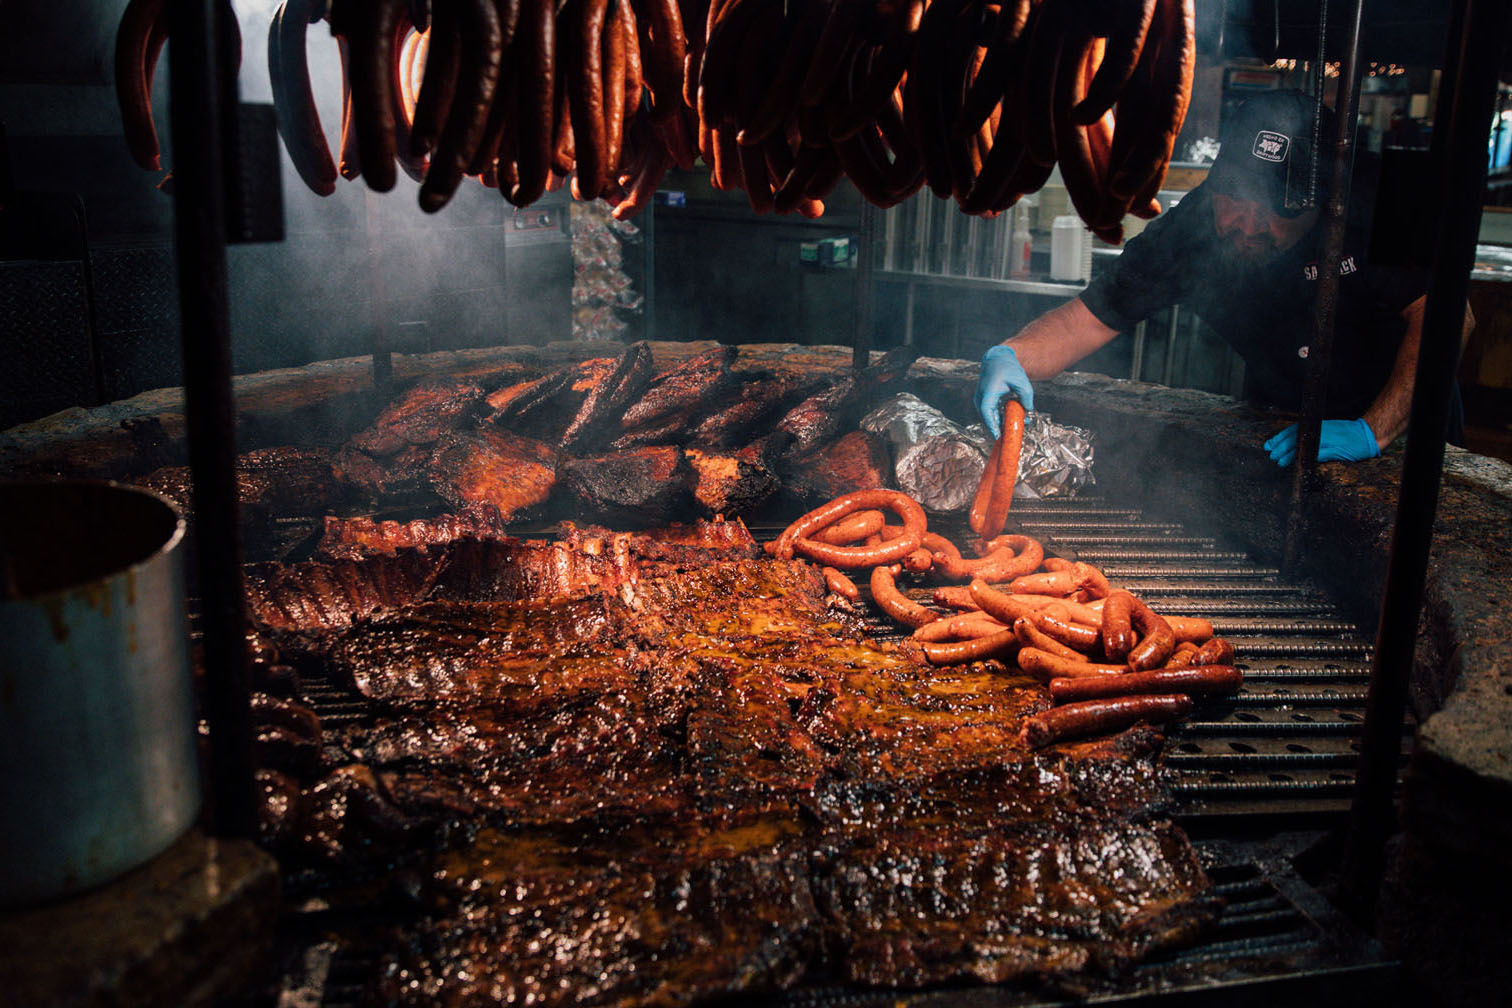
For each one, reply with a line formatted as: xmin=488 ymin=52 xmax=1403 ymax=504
xmin=1078 ymin=165 xmax=1427 ymax=420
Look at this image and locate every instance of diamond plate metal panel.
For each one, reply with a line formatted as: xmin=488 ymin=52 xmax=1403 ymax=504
xmin=0 ymin=259 xmax=94 ymax=428
xmin=92 ymin=244 xmax=182 ymax=400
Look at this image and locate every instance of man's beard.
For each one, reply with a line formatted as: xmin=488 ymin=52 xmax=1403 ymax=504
xmin=1217 ymin=228 xmax=1281 ymax=265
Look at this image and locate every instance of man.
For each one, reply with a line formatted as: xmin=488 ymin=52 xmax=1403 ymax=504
xmin=975 ymin=88 xmax=1468 ymax=465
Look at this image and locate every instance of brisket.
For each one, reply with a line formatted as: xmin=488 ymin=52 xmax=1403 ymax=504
xmin=774 ymin=375 xmax=859 ymax=457
xmin=612 ymin=345 xmax=738 ymax=446
xmin=332 ymin=442 xmax=434 ymax=501
xmin=688 ymin=371 xmax=827 ymax=447
xmin=349 ymin=381 xmax=487 ymax=458
xmin=488 ymin=346 xmax=652 ymax=444
xmin=133 ymin=445 xmax=350 ymax=517
xmin=560 ymin=341 xmax=656 ymax=453
xmin=784 ymin=429 xmax=893 ymax=503
xmin=560 ymin=445 xmax=693 ymax=526
xmin=426 ymin=427 xmax=556 ymax=521
xmin=685 ymin=447 xmax=780 ymax=518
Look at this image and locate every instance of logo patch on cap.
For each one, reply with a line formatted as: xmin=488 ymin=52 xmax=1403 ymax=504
xmin=1252 ymin=130 xmax=1289 ymax=162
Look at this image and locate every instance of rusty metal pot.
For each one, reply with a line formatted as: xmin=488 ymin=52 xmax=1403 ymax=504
xmin=0 ymin=480 xmax=201 ymax=907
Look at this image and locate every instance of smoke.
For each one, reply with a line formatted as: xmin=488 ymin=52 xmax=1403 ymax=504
xmin=224 ymin=0 xmax=524 ymax=437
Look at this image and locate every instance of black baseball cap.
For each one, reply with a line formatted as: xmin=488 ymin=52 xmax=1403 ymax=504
xmin=1207 ymin=89 xmax=1336 ymax=216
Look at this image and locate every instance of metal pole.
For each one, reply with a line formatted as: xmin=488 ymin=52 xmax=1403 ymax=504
xmin=167 ymin=0 xmax=254 ymax=838
xmin=1282 ymin=0 xmax=1365 ymax=576
xmin=854 ymin=200 xmax=878 ymax=371
xmin=1338 ymin=0 xmax=1509 ymax=920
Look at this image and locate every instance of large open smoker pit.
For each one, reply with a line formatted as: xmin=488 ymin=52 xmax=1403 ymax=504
xmin=7 ymin=339 xmax=1508 ymax=1005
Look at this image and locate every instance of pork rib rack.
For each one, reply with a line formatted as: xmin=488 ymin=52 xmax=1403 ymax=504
xmin=254 ymin=521 xmax=1218 ymax=1006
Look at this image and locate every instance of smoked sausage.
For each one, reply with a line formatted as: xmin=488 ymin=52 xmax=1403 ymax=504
xmin=1048 ymin=665 xmax=1240 ymax=703
xmin=1021 ymin=693 xmax=1193 ymax=749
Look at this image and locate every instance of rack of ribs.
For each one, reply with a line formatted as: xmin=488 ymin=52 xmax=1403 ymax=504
xmin=256 ymin=529 xmax=1219 ymax=1005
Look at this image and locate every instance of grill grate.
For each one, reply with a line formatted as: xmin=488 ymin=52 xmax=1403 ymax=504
xmin=753 ymin=496 xmax=1388 ymax=826
xmin=1005 ymin=496 xmax=1395 ymax=825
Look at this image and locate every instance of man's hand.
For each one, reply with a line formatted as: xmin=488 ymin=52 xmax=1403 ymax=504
xmin=977 ymin=346 xmax=1034 ymax=437
xmin=1264 ymin=418 xmax=1381 ymax=467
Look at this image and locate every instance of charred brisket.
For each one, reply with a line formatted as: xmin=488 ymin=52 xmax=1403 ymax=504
xmin=426 ymin=428 xmax=556 ymax=521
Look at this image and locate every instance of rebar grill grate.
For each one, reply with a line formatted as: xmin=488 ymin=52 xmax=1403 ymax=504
xmin=1007 ymin=496 xmax=1392 ymax=825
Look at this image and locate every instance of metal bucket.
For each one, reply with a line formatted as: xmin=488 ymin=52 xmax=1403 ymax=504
xmin=0 ymin=480 xmax=202 ymax=907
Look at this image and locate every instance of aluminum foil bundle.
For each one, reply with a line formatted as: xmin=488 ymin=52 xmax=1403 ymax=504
xmin=1013 ymin=411 xmax=1096 ymax=499
xmin=860 ymin=394 xmax=1094 ymax=512
xmin=860 ymin=394 xmax=983 ymax=512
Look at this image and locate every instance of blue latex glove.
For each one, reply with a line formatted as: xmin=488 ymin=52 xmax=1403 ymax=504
xmin=976 ymin=345 xmax=1034 ymax=438
xmin=1264 ymin=418 xmax=1381 ymax=467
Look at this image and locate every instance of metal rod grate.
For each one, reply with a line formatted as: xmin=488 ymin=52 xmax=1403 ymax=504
xmin=1010 ymin=494 xmax=1385 ymax=825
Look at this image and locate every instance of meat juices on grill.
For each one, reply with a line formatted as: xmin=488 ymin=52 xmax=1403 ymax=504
xmin=426 ymin=427 xmax=557 ymax=521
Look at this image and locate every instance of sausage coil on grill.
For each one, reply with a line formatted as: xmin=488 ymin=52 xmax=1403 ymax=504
xmin=1022 ymin=693 xmax=1194 ymax=749
xmin=822 ymin=565 xmax=861 ymax=601
xmin=912 ymin=612 xmax=1008 ymax=642
xmin=811 ymin=508 xmax=887 ymax=545
xmin=773 ymin=489 xmax=927 ymax=562
xmin=1191 ymin=636 xmax=1235 ymax=666
xmin=1014 ymin=616 xmax=1084 ymax=662
xmin=1032 ymin=605 xmax=1101 ymax=652
xmin=1127 ymin=596 xmax=1176 ymax=671
xmin=922 ymin=626 xmax=1021 ymax=666
xmin=1100 ymin=589 xmax=1138 ymax=661
xmin=932 ymin=533 xmax=1042 ymax=582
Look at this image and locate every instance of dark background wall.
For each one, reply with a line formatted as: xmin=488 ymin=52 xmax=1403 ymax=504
xmin=0 ymin=0 xmax=569 ymax=431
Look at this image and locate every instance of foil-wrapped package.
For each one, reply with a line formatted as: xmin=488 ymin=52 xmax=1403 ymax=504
xmin=860 ymin=393 xmax=1094 ymax=511
xmin=860 ymin=394 xmax=983 ymax=512
xmin=1012 ymin=411 xmax=1097 ymax=499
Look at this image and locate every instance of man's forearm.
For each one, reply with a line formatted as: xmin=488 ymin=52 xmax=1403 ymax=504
xmin=1361 ymin=296 xmax=1474 ymax=448
xmin=1005 ymin=298 xmax=1122 ymax=380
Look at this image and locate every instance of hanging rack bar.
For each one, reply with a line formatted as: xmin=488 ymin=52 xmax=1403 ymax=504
xmin=1282 ymin=0 xmax=1365 ymax=576
xmin=167 ymin=0 xmax=254 ymax=838
xmin=1338 ymin=0 xmax=1510 ymax=920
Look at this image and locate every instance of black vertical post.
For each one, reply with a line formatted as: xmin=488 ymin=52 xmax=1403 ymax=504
xmin=854 ymin=200 xmax=878 ymax=372
xmin=167 ymin=0 xmax=254 ymax=838
xmin=364 ymin=190 xmax=393 ymax=387
xmin=1282 ymin=0 xmax=1364 ymax=576
xmin=1338 ymin=0 xmax=1510 ymax=918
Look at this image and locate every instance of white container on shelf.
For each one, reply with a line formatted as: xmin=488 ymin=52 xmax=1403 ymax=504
xmin=1050 ymin=215 xmax=1090 ymax=283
